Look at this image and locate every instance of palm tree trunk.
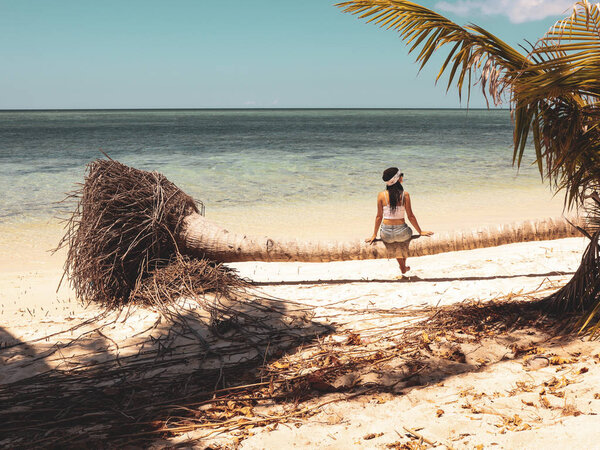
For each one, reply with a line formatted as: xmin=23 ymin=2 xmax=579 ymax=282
xmin=179 ymin=214 xmax=581 ymax=263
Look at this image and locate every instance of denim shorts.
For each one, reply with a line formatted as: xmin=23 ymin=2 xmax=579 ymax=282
xmin=380 ymin=224 xmax=413 ymax=243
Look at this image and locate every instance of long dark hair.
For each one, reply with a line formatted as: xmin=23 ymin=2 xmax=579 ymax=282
xmin=382 ymin=167 xmax=404 ymax=211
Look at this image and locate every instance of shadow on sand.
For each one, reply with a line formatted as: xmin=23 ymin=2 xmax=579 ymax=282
xmin=251 ymin=270 xmax=575 ymax=286
xmin=0 ymin=290 xmax=583 ymax=448
xmin=0 ymin=295 xmax=331 ymax=448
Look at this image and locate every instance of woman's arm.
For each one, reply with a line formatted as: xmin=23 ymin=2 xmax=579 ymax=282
xmin=365 ymin=192 xmax=384 ymax=243
xmin=404 ymin=193 xmax=433 ymax=236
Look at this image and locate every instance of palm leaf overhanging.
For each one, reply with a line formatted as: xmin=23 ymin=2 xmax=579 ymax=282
xmin=337 ymin=0 xmax=600 ymax=332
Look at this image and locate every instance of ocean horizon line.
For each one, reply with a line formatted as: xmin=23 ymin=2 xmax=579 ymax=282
xmin=0 ymin=106 xmax=509 ymax=113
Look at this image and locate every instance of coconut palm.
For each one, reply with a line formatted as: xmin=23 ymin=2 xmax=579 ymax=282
xmin=337 ymin=0 xmax=600 ymax=329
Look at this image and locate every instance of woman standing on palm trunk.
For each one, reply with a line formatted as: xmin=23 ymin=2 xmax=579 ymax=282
xmin=366 ymin=167 xmax=433 ymax=275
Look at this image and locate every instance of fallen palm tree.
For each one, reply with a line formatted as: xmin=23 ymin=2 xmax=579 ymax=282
xmin=181 ymin=205 xmax=577 ymax=263
xmin=58 ymin=158 xmax=581 ymax=307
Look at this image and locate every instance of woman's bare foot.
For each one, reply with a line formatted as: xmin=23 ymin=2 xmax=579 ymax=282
xmin=396 ymin=257 xmax=410 ymax=274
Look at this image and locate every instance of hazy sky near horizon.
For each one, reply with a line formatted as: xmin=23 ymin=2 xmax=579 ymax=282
xmin=1 ymin=0 xmax=577 ymax=109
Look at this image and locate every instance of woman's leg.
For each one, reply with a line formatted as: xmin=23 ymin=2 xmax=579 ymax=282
xmin=396 ymin=226 xmax=412 ymax=274
xmin=382 ymin=225 xmax=411 ymax=275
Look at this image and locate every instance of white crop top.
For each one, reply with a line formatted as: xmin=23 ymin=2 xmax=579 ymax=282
xmin=383 ymin=191 xmax=406 ymax=220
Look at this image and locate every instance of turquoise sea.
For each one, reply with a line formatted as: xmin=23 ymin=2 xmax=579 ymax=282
xmin=0 ymin=109 xmax=564 ymax=240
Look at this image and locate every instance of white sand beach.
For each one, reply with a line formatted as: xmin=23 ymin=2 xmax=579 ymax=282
xmin=2 ymin=222 xmax=599 ymax=448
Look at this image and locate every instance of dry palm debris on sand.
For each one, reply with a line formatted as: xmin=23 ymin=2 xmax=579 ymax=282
xmin=1 ymin=282 xmax=590 ymax=448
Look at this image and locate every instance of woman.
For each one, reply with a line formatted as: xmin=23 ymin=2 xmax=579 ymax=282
xmin=366 ymin=167 xmax=433 ymax=275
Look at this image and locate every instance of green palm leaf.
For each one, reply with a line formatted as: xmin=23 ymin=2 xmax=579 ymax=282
xmin=337 ymin=0 xmax=533 ymax=104
xmin=336 ymin=0 xmax=543 ymax=168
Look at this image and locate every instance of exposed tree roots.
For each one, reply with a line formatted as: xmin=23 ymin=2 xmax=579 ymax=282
xmin=542 ymin=192 xmax=600 ymax=334
xmin=542 ymin=231 xmax=600 ymax=334
xmin=58 ymin=157 xmax=203 ymax=307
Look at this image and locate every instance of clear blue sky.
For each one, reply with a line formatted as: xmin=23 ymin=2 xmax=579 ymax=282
xmin=0 ymin=0 xmax=576 ymax=109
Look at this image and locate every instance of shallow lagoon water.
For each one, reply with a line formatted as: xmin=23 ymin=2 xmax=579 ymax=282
xmin=0 ymin=109 xmax=565 ymax=240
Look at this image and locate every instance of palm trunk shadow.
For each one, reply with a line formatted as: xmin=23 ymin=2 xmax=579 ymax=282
xmin=251 ymin=270 xmax=575 ymax=286
xmin=0 ymin=327 xmax=53 ymax=386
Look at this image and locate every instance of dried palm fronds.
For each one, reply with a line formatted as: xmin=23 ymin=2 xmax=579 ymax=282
xmin=130 ymin=255 xmax=247 ymax=310
xmin=0 ymin=284 xmax=578 ymax=448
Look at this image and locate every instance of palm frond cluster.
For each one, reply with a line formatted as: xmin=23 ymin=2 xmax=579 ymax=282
xmin=526 ymin=2 xmax=600 ymax=207
xmin=338 ymin=0 xmax=600 ymax=205
xmin=338 ymin=1 xmax=600 ymax=329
